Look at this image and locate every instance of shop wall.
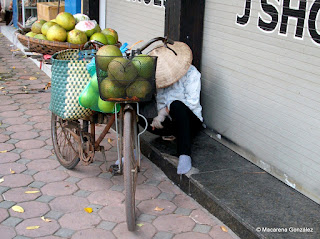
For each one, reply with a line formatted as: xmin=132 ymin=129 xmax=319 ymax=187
xmin=201 ymin=0 xmax=320 ymax=203
xmin=105 ymin=0 xmax=165 ymax=49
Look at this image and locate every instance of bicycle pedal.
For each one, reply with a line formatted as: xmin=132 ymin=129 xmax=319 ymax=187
xmin=109 ymin=164 xmax=121 ymax=176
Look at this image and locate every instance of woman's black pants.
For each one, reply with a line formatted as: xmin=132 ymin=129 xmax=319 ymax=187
xmin=140 ymin=100 xmax=202 ymax=157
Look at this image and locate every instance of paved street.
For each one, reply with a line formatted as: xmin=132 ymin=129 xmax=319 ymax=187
xmin=0 ymin=31 xmax=239 ymax=239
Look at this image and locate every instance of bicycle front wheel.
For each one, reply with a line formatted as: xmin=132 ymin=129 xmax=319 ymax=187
xmin=123 ymin=109 xmax=138 ymax=231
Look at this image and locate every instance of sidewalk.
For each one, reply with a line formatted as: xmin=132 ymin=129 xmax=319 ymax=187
xmin=0 ymin=26 xmax=240 ymax=239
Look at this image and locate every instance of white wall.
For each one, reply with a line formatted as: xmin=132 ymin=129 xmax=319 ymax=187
xmin=99 ymin=0 xmax=106 ymax=29
xmin=105 ymin=0 xmax=165 ymax=51
xmin=201 ymin=0 xmax=320 ymax=203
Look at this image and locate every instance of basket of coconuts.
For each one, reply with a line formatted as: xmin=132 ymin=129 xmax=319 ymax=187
xmin=16 ymin=12 xmax=120 ymax=55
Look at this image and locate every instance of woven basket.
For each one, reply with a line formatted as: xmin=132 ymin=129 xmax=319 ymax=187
xmin=16 ymin=30 xmax=84 ymax=55
xmin=49 ymin=49 xmax=96 ymax=120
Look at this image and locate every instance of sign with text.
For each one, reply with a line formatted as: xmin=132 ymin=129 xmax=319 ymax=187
xmin=236 ymin=0 xmax=320 ymax=45
xmin=125 ymin=0 xmax=166 ymax=8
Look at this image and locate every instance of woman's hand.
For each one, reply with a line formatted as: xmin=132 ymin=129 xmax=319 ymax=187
xmin=151 ymin=107 xmax=169 ymax=130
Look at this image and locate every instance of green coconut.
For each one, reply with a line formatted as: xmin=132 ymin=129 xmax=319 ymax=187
xmin=100 ymin=77 xmax=126 ymax=99
xmin=67 ymin=29 xmax=88 ymax=44
xmin=46 ymin=24 xmax=67 ymax=42
xmin=41 ymin=21 xmax=57 ymax=36
xmin=79 ymin=86 xmax=99 ymax=109
xmin=34 ymin=34 xmax=47 ymax=40
xmin=96 ymin=45 xmax=122 ymax=71
xmin=25 ymin=32 xmax=37 ymax=37
xmin=97 ymin=97 xmax=115 ymax=113
xmin=31 ymin=20 xmax=46 ymax=34
xmin=56 ymin=12 xmax=76 ymax=31
xmin=126 ymin=77 xmax=152 ymax=99
xmin=101 ymin=28 xmax=118 ymax=42
xmin=90 ymin=33 xmax=108 ymax=45
xmin=107 ymin=57 xmax=138 ymax=86
xmin=132 ymin=54 xmax=155 ymax=79
xmin=75 ymin=20 xmax=101 ymax=38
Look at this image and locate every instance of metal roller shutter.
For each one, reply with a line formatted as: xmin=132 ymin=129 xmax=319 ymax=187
xmin=105 ymin=0 xmax=165 ymax=50
xmin=201 ymin=0 xmax=320 ymax=203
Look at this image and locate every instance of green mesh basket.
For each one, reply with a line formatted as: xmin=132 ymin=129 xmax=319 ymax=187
xmin=49 ymin=49 xmax=96 ymax=120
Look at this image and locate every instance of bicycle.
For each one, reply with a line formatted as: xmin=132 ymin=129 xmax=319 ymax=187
xmin=51 ymin=36 xmax=173 ymax=231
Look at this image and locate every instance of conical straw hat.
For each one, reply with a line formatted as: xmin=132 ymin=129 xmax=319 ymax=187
xmin=149 ymin=41 xmax=192 ymax=89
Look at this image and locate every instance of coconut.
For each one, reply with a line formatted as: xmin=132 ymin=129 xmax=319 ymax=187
xmin=132 ymin=54 xmax=155 ymax=79
xmin=34 ymin=34 xmax=47 ymax=40
xmin=100 ymin=77 xmax=126 ymax=99
xmin=90 ymin=33 xmax=108 ymax=45
xmin=46 ymin=24 xmax=67 ymax=42
xmin=56 ymin=12 xmax=76 ymax=31
xmin=25 ymin=32 xmax=36 ymax=37
xmin=73 ymin=13 xmax=90 ymax=24
xmin=96 ymin=45 xmax=122 ymax=71
xmin=101 ymin=28 xmax=118 ymax=42
xmin=98 ymin=97 xmax=115 ymax=113
xmin=75 ymin=20 xmax=100 ymax=38
xmin=126 ymin=78 xmax=152 ymax=99
xmin=67 ymin=29 xmax=88 ymax=44
xmin=41 ymin=21 xmax=57 ymax=36
xmin=31 ymin=20 xmax=46 ymax=34
xmin=105 ymin=35 xmax=116 ymax=45
xmin=108 ymin=58 xmax=138 ymax=86
xmin=79 ymin=86 xmax=98 ymax=109
xmin=90 ymin=74 xmax=99 ymax=93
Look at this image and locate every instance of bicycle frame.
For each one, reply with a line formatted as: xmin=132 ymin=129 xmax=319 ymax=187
xmin=114 ymin=102 xmax=148 ymax=173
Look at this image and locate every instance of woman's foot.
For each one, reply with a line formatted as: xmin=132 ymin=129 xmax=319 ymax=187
xmin=177 ymin=155 xmax=192 ymax=174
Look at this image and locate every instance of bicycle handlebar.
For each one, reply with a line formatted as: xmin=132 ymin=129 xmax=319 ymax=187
xmin=83 ymin=40 xmax=105 ymax=50
xmin=83 ymin=37 xmax=174 ymax=56
xmin=133 ymin=36 xmax=174 ymax=55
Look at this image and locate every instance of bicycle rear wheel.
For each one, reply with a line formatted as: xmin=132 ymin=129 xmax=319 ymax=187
xmin=123 ymin=109 xmax=138 ymax=231
xmin=51 ymin=113 xmax=81 ymax=169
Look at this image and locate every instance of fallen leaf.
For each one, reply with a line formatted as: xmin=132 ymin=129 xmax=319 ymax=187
xmin=0 ymin=150 xmax=8 ymax=153
xmin=12 ymin=205 xmax=25 ymax=213
xmin=44 ymin=82 xmax=51 ymax=90
xmin=26 ymin=226 xmax=40 ymax=230
xmin=12 ymin=66 xmax=16 ymax=69
xmin=29 ymin=77 xmax=37 ymax=81
xmin=41 ymin=216 xmax=51 ymax=222
xmin=154 ymin=206 xmax=164 ymax=212
xmin=107 ymin=138 xmax=112 ymax=143
xmin=36 ymin=72 xmax=40 ymax=74
xmin=25 ymin=190 xmax=40 ymax=194
xmin=0 ymin=87 xmax=4 ymax=90
xmin=84 ymin=207 xmax=93 ymax=213
xmin=220 ymin=226 xmax=228 ymax=232
xmin=10 ymin=168 xmax=15 ymax=174
xmin=0 ymin=178 xmax=4 ymax=183
xmin=137 ymin=223 xmax=144 ymax=227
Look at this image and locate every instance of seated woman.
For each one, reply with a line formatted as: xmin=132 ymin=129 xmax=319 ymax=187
xmin=145 ymin=41 xmax=203 ymax=175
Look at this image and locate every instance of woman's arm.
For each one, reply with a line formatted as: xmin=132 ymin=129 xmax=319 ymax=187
xmin=183 ymin=65 xmax=201 ymax=112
